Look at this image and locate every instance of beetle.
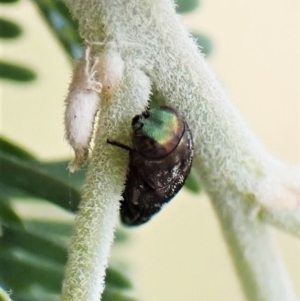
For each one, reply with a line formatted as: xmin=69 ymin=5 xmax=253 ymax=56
xmin=107 ymin=106 xmax=193 ymax=226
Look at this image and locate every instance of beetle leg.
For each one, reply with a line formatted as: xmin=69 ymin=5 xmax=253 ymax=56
xmin=107 ymin=139 xmax=132 ymax=151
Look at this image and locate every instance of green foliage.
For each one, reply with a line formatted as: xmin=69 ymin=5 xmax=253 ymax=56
xmin=0 ymin=0 xmax=207 ymax=300
xmin=0 ymin=152 xmax=80 ymax=211
xmin=0 ymin=17 xmax=22 ymax=39
xmin=31 ymin=0 xmax=82 ymax=59
xmin=184 ymin=168 xmax=202 ymax=194
xmin=0 ymin=197 xmax=23 ymax=227
xmin=0 ymin=137 xmax=134 ymax=300
xmin=175 ymin=0 xmax=200 ymax=14
xmin=102 ymin=290 xmax=140 ymax=301
xmin=0 ymin=61 xmax=36 ymax=82
xmin=0 ymin=0 xmax=19 ymax=3
xmin=192 ymin=32 xmax=213 ymax=56
xmin=0 ymin=136 xmax=36 ymax=160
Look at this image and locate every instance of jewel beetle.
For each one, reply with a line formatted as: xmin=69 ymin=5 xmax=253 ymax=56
xmin=107 ymin=106 xmax=193 ymax=226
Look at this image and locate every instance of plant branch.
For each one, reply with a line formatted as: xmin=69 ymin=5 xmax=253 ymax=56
xmin=259 ymin=207 xmax=300 ymax=238
xmin=61 ymin=54 xmax=151 ymax=301
xmin=61 ymin=1 xmax=299 ymax=301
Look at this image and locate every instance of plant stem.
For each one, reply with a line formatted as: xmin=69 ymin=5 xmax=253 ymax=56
xmin=61 ymin=65 xmax=150 ymax=301
xmin=259 ymin=207 xmax=300 ymax=238
xmin=61 ymin=1 xmax=298 ymax=300
xmin=204 ymin=190 xmax=297 ymax=301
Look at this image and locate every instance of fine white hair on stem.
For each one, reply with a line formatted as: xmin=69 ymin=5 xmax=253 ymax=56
xmin=256 ymin=158 xmax=300 ymax=210
xmin=259 ymin=207 xmax=300 ymax=237
xmin=61 ymin=0 xmax=300 ymax=301
xmin=87 ymin=40 xmax=144 ymax=48
xmin=61 ymin=63 xmax=151 ymax=301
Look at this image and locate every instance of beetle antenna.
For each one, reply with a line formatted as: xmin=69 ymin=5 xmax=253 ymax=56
xmin=107 ymin=139 xmax=132 ymax=151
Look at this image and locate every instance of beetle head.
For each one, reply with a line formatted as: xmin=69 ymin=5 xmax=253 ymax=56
xmin=132 ymin=106 xmax=185 ymax=159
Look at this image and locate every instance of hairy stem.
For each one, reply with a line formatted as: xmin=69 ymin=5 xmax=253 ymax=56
xmin=61 ymin=1 xmax=298 ymax=301
xmin=61 ymin=65 xmax=150 ymax=301
xmin=259 ymin=208 xmax=300 ymax=238
xmin=202 ymin=188 xmax=297 ymax=301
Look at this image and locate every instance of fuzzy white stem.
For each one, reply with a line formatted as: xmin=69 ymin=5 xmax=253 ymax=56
xmin=259 ymin=208 xmax=300 ymax=237
xmin=61 ymin=1 xmax=299 ymax=301
xmin=204 ymin=190 xmax=297 ymax=301
xmin=61 ymin=65 xmax=150 ymax=301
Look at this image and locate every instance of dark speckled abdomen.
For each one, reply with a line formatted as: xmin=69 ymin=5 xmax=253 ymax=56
xmin=119 ymin=106 xmax=193 ymax=226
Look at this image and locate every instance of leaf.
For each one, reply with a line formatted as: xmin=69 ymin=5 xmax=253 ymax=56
xmin=1 ymin=245 xmax=136 ymax=299
xmin=1 ymin=226 xmax=131 ymax=288
xmin=184 ymin=167 xmax=201 ymax=194
xmin=102 ymin=289 xmax=140 ymax=301
xmin=0 ymin=18 xmax=22 ymax=39
xmin=0 ymin=61 xmax=36 ymax=82
xmin=0 ymin=197 xmax=24 ymax=227
xmin=0 ymin=152 xmax=80 ymax=211
xmin=10 ymin=292 xmax=52 ymax=301
xmin=39 ymin=160 xmax=86 ymax=188
xmin=192 ymin=32 xmax=213 ymax=56
xmin=0 ymin=182 xmax=32 ymax=199
xmin=0 ymin=136 xmax=36 ymax=161
xmin=175 ymin=0 xmax=200 ymax=14
xmin=105 ymin=266 xmax=132 ymax=290
xmin=1 ymin=224 xmax=132 ymax=291
xmin=24 ymin=219 xmax=74 ymax=238
xmin=106 ymin=267 xmax=133 ymax=289
xmin=114 ymin=228 xmax=129 ymax=243
xmin=0 ymin=0 xmax=19 ymax=3
xmin=31 ymin=0 xmax=82 ymax=59
xmin=0 ymin=138 xmax=82 ymax=201
xmin=1 ymin=225 xmax=68 ymax=265
xmin=0 ymin=248 xmax=63 ymax=293
xmin=24 ymin=219 xmax=129 ymax=243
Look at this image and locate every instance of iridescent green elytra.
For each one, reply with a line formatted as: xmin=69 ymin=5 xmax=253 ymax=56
xmin=136 ymin=108 xmax=181 ymax=145
xmin=108 ymin=106 xmax=193 ymax=226
xmin=132 ymin=107 xmax=186 ymax=160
